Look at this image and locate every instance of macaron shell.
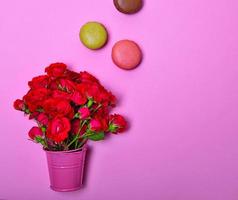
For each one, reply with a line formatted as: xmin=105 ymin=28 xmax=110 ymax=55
xmin=80 ymin=22 xmax=108 ymax=50
xmin=112 ymin=40 xmax=142 ymax=70
xmin=113 ymin=0 xmax=143 ymax=14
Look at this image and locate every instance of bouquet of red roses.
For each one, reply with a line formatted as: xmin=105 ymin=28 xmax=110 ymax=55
xmin=13 ymin=63 xmax=127 ymax=151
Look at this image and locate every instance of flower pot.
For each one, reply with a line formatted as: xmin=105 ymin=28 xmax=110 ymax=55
xmin=45 ymin=145 xmax=87 ymax=192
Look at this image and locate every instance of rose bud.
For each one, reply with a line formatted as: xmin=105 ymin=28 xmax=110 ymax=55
xmin=37 ymin=113 xmax=49 ymax=126
xmin=28 ymin=75 xmax=49 ymax=89
xmin=89 ymin=119 xmax=102 ymax=132
xmin=108 ymin=114 xmax=127 ymax=133
xmin=59 ymin=79 xmax=75 ymax=93
xmin=29 ymin=112 xmax=40 ymax=120
xmin=71 ymin=90 xmax=87 ymax=105
xmin=45 ymin=63 xmax=67 ymax=77
xmin=78 ymin=107 xmax=90 ymax=120
xmin=79 ymin=71 xmax=99 ymax=84
xmin=13 ymin=99 xmax=25 ymax=111
xmin=28 ymin=127 xmax=43 ymax=140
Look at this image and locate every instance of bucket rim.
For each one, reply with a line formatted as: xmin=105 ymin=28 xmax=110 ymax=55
xmin=44 ymin=144 xmax=87 ymax=154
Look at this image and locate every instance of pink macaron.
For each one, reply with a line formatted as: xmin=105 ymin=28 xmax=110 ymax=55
xmin=112 ymin=40 xmax=142 ymax=70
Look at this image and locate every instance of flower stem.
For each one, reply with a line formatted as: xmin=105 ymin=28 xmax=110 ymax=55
xmin=91 ymin=104 xmax=102 ymax=114
xmin=77 ymin=138 xmax=88 ymax=149
xmin=67 ymin=135 xmax=81 ymax=148
xmin=67 ymin=120 xmax=87 ymax=148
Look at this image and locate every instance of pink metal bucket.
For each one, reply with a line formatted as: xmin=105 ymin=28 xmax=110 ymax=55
xmin=45 ymin=145 xmax=87 ymax=192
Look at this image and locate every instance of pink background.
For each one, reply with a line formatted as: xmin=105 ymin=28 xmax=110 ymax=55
xmin=1 ymin=0 xmax=238 ymax=199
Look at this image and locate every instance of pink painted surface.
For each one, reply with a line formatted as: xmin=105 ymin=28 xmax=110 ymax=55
xmin=1 ymin=0 xmax=238 ymax=199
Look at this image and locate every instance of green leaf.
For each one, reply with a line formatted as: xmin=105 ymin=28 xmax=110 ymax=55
xmin=37 ymin=108 xmax=44 ymax=112
xmin=25 ymin=108 xmax=30 ymax=114
xmin=41 ymin=126 xmax=46 ymax=133
xmin=74 ymin=113 xmax=79 ymax=119
xmin=87 ymin=132 xmax=105 ymax=141
xmin=108 ymin=124 xmax=118 ymax=133
xmin=87 ymin=98 xmax=94 ymax=108
xmin=35 ymin=136 xmax=45 ymax=145
xmin=85 ymin=129 xmax=92 ymax=135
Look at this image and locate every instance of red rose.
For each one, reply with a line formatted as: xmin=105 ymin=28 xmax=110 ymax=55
xmin=52 ymin=90 xmax=71 ymax=100
xmin=107 ymin=92 xmax=117 ymax=107
xmin=100 ymin=118 xmax=109 ymax=132
xmin=47 ymin=117 xmax=71 ymax=142
xmin=37 ymin=113 xmax=49 ymax=126
xmin=13 ymin=99 xmax=25 ymax=111
xmin=75 ymin=82 xmax=88 ymax=94
xmin=45 ymin=63 xmax=67 ymax=77
xmin=65 ymin=69 xmax=81 ymax=82
xmin=87 ymin=83 xmax=99 ymax=96
xmin=29 ymin=111 xmax=40 ymax=120
xmin=97 ymin=89 xmax=116 ymax=107
xmin=86 ymin=83 xmax=102 ymax=101
xmin=79 ymin=71 xmax=99 ymax=83
xmin=85 ymin=83 xmax=115 ymax=106
xmin=48 ymin=79 xmax=59 ymax=90
xmin=70 ymin=90 xmax=87 ymax=105
xmin=28 ymin=75 xmax=49 ymax=89
xmin=59 ymin=79 xmax=76 ymax=93
xmin=89 ymin=118 xmax=108 ymax=132
xmin=78 ymin=107 xmax=90 ymax=119
xmin=92 ymin=106 xmax=109 ymax=119
xmin=23 ymin=88 xmax=49 ymax=112
xmin=109 ymin=114 xmax=127 ymax=133
xmin=28 ymin=127 xmax=43 ymax=140
xmin=43 ymin=98 xmax=74 ymax=118
xmin=13 ymin=63 xmax=127 ymax=150
xmin=89 ymin=119 xmax=102 ymax=132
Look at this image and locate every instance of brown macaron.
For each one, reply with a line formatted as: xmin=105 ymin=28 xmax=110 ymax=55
xmin=113 ymin=0 xmax=143 ymax=14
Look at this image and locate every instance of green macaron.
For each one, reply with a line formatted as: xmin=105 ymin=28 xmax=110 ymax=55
xmin=79 ymin=22 xmax=108 ymax=50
